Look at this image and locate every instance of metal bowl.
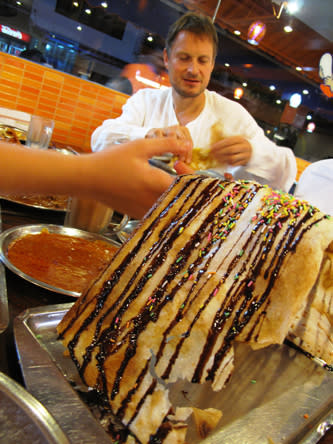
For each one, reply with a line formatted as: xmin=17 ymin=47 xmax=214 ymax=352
xmin=0 ymin=224 xmax=120 ymax=297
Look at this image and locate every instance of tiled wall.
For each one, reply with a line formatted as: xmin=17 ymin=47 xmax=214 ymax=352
xmin=0 ymin=52 xmax=309 ymax=180
xmin=0 ymin=52 xmax=128 ymax=152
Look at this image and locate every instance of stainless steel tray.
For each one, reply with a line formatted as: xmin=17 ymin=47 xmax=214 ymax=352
xmin=0 ymin=224 xmax=120 ymax=298
xmin=14 ymin=304 xmax=333 ymax=444
xmin=0 ymin=202 xmax=8 ymax=334
xmin=0 ymin=371 xmax=70 ymax=444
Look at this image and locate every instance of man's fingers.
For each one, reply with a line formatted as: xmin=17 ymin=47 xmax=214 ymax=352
xmin=141 ymin=137 xmax=191 ymax=161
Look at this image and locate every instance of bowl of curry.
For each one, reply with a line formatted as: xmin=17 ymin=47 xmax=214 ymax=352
xmin=0 ymin=224 xmax=120 ymax=297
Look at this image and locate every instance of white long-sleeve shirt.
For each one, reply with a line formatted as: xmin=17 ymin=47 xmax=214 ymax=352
xmin=91 ymin=87 xmax=297 ymax=192
xmin=294 ymin=159 xmax=333 ymax=215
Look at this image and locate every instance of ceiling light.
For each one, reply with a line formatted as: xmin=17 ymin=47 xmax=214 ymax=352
xmin=16 ymin=1 xmax=22 ymax=5
xmin=242 ymin=82 xmax=247 ymax=87
xmin=276 ymin=99 xmax=282 ymax=104
xmin=77 ymin=25 xmax=82 ymax=31
xmin=101 ymin=2 xmax=108 ymax=7
xmin=306 ymin=114 xmax=312 ymax=120
xmin=136 ymin=74 xmax=162 ymax=89
xmin=147 ymin=35 xmax=154 ymax=42
xmin=73 ymin=1 xmax=79 ymax=6
xmin=295 ymin=66 xmax=302 ymax=71
xmin=234 ymin=30 xmax=241 ymax=36
xmin=269 ymin=85 xmax=276 ymax=91
xmin=289 ymin=93 xmax=302 ymax=108
xmin=302 ymin=89 xmax=309 ymax=95
xmin=224 ymin=62 xmax=230 ymax=67
xmin=247 ymin=21 xmax=266 ymax=45
xmin=286 ymin=1 xmax=300 ymax=14
xmin=234 ymin=87 xmax=244 ymax=100
xmin=284 ymin=25 xmax=293 ymax=33
xmin=85 ymin=8 xmax=91 ymax=14
xmin=306 ymin=122 xmax=316 ymax=133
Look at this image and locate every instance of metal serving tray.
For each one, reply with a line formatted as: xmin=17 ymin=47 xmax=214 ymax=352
xmin=0 ymin=203 xmax=8 ymax=334
xmin=14 ymin=304 xmax=333 ymax=444
xmin=0 ymin=371 xmax=70 ymax=444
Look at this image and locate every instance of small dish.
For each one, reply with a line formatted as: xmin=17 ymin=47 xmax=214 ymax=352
xmin=0 ymin=224 xmax=120 ymax=297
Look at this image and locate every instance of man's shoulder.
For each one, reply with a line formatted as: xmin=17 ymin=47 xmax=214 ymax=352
xmin=205 ymin=89 xmax=249 ymax=113
xmin=206 ymin=89 xmax=237 ymax=105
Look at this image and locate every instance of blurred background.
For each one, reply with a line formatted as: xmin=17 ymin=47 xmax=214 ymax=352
xmin=0 ymin=0 xmax=332 ymax=161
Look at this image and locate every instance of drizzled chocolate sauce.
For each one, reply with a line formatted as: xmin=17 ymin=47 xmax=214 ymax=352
xmin=57 ymin=176 xmax=327 ymax=443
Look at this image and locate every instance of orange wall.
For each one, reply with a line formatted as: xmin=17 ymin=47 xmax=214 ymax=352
xmin=295 ymin=156 xmax=311 ymax=182
xmin=0 ymin=52 xmax=128 ymax=152
xmin=0 ymin=52 xmax=309 ymax=180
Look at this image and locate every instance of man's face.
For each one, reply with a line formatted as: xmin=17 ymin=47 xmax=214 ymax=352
xmin=164 ymin=31 xmax=215 ymax=98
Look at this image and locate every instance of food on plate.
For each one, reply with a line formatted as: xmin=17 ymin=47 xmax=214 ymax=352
xmin=172 ymin=122 xmax=223 ymax=171
xmin=189 ymin=145 xmax=218 ymax=171
xmin=0 ymin=124 xmax=26 ymax=143
xmin=7 ymin=229 xmax=119 ymax=293
xmin=1 ymin=193 xmax=69 ymax=210
xmin=57 ymin=175 xmax=333 ymax=443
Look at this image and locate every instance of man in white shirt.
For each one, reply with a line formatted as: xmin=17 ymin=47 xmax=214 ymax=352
xmin=91 ymin=12 xmax=297 ymax=192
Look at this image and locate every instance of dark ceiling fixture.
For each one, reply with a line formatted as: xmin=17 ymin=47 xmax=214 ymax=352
xmin=0 ymin=0 xmax=17 ymax=17
xmin=55 ymin=0 xmax=126 ymax=40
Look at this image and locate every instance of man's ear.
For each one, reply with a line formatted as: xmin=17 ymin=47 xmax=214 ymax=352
xmin=163 ymin=48 xmax=169 ymax=70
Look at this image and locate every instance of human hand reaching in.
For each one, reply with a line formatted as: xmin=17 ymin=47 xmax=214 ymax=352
xmin=146 ymin=125 xmax=193 ymax=150
xmin=87 ymin=137 xmax=192 ymax=219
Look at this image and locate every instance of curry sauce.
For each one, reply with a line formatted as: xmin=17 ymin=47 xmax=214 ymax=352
xmin=7 ymin=229 xmax=118 ymax=293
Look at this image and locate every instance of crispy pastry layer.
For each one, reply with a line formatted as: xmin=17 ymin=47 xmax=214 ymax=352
xmin=58 ymin=175 xmax=333 ymax=443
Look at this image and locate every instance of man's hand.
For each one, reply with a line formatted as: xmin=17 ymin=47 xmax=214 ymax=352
xmin=211 ymin=136 xmax=252 ymax=166
xmin=146 ymin=125 xmax=193 ymax=145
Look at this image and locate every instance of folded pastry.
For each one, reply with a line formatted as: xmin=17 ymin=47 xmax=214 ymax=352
xmin=172 ymin=122 xmax=222 ymax=171
xmin=57 ymin=175 xmax=333 ymax=443
xmin=189 ymin=146 xmax=218 ymax=171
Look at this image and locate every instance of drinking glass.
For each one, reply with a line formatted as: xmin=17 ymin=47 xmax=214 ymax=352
xmin=26 ymin=115 xmax=54 ymax=150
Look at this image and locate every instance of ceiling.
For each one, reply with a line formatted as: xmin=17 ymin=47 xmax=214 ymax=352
xmin=171 ymin=0 xmax=332 ymax=85
xmin=160 ymin=0 xmax=333 ymax=123
xmin=1 ymin=0 xmax=332 ymax=123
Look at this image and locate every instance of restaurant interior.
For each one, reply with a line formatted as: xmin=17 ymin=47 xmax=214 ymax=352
xmin=0 ymin=0 xmax=332 ymax=443
xmin=1 ymin=0 xmax=332 ymax=159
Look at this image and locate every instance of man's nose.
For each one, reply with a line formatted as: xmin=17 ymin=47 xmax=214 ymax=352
xmin=187 ymin=59 xmax=199 ymax=75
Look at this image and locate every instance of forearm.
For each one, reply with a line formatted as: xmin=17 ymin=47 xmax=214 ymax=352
xmin=0 ymin=142 xmax=89 ymax=197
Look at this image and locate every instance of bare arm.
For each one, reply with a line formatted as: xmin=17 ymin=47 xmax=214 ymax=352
xmin=0 ymin=138 xmax=191 ymax=219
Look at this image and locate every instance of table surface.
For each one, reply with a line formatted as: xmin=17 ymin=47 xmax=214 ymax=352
xmin=0 ymin=198 xmax=332 ymax=444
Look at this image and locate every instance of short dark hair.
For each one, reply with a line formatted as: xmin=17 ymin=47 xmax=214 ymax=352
xmin=166 ymin=12 xmax=218 ymax=59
